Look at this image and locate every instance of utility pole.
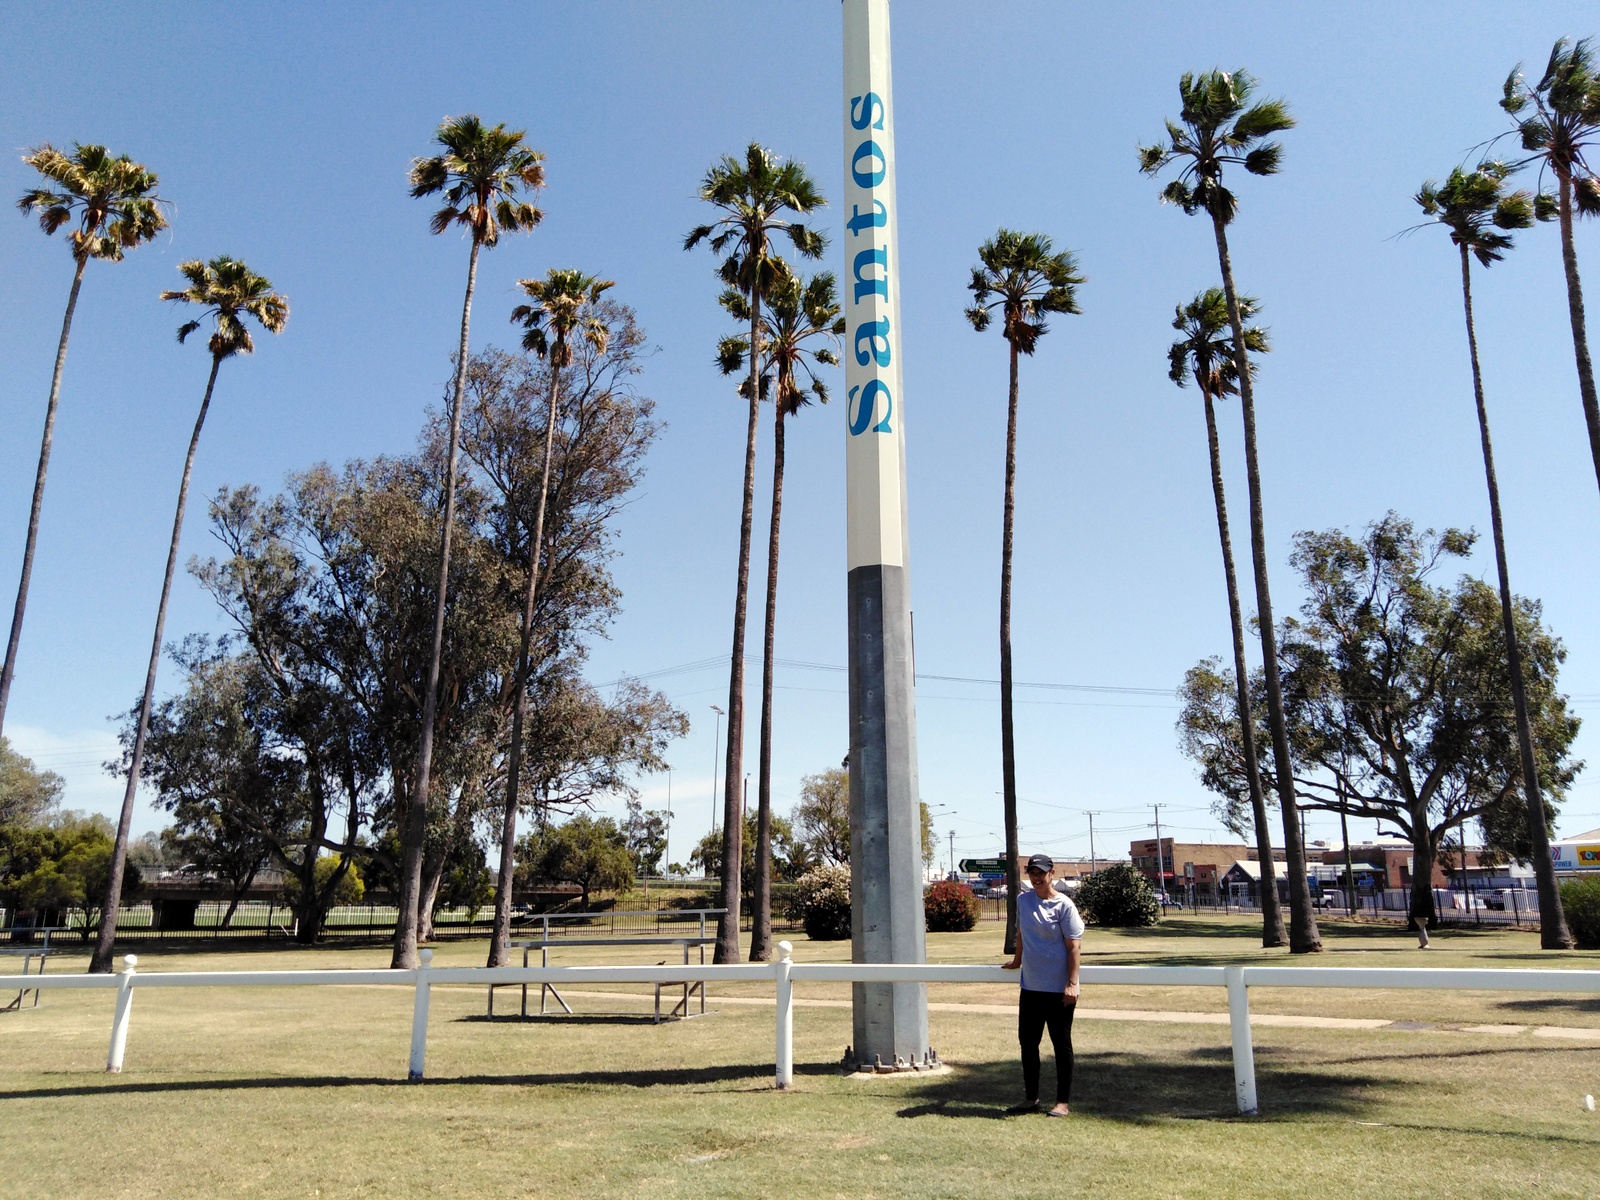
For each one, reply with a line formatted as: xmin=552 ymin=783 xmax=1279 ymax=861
xmin=665 ymin=767 xmax=674 ymax=876
xmin=709 ymin=705 xmax=724 ymax=840
xmin=1338 ymin=771 xmax=1356 ymax=920
xmin=1152 ymin=804 xmax=1166 ymax=901
xmin=947 ymin=830 xmax=956 ymax=879
xmin=1084 ymin=811 xmax=1101 ymax=875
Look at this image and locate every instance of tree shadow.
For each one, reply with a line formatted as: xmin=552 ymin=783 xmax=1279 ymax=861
xmin=894 ymin=1046 xmax=1385 ymax=1124
xmin=1490 ymin=996 xmax=1600 ymax=1016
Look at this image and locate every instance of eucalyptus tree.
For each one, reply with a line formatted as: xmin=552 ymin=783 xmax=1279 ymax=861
xmin=89 ymin=256 xmax=288 ymax=972
xmin=684 ymin=143 xmax=825 ymax=964
xmin=1503 ymin=39 xmax=1600 ymax=497
xmin=964 ymin=229 xmax=1083 ymax=953
xmin=397 ymin=115 xmax=544 ymax=969
xmin=1139 ymin=70 xmax=1321 ymax=953
xmin=4 ymin=144 xmax=166 ymax=737
xmin=1168 ymin=288 xmax=1285 ymax=948
xmin=485 ymin=269 xmax=614 ymax=969
xmin=716 ymin=269 xmax=844 ymax=960
xmin=1414 ymin=161 xmax=1574 ymax=947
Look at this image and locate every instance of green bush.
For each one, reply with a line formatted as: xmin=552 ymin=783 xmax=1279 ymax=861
xmin=1560 ymin=876 xmax=1600 ymax=949
xmin=1075 ymin=863 xmax=1159 ymax=927
xmin=924 ymin=880 xmax=981 ymax=932
xmin=786 ymin=865 xmax=851 ymax=941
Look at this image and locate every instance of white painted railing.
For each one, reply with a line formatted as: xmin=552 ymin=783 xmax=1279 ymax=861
xmin=5 ymin=943 xmax=1598 ymax=1114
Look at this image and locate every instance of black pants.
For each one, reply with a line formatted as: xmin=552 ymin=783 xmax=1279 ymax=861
xmin=1018 ymin=988 xmax=1075 ymax=1105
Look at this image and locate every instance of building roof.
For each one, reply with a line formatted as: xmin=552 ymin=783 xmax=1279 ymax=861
xmin=1223 ymin=860 xmax=1290 ymax=881
xmin=1558 ymin=827 xmax=1600 ymax=842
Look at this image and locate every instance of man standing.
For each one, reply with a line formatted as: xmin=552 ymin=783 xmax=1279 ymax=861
xmin=1002 ymin=853 xmax=1083 ymax=1116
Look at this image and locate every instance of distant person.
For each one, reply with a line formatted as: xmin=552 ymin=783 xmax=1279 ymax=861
xmin=1002 ymin=853 xmax=1083 ymax=1117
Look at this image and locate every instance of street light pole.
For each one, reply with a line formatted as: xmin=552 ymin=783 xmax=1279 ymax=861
xmin=948 ymin=829 xmax=956 ymax=879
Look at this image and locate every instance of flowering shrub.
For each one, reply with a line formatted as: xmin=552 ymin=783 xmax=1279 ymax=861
xmin=787 ymin=865 xmax=852 ymax=940
xmin=924 ymin=880 xmax=981 ymax=932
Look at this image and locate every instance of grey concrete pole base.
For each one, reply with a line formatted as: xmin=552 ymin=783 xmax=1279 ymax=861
xmin=848 ymin=563 xmax=930 ymax=1069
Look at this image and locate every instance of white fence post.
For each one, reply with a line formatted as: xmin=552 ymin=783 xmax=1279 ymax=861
xmin=1226 ymin=964 xmax=1257 ymax=1115
xmin=105 ymin=954 xmax=138 ymax=1073
xmin=407 ymin=948 xmax=432 ymax=1082
xmin=775 ymin=941 xmax=794 ymax=1090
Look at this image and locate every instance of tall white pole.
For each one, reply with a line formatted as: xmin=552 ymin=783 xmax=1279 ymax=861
xmin=842 ymin=0 xmax=930 ymax=1073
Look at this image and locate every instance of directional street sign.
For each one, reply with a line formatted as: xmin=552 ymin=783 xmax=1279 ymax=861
xmin=958 ymin=857 xmax=1009 ymax=875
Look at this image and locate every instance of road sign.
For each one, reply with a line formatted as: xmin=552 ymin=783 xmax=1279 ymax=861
xmin=959 ymin=857 xmax=1008 ymax=874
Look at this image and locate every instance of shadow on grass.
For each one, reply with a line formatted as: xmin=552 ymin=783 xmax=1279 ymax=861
xmin=1311 ymin=1043 xmax=1581 ymax=1069
xmin=0 ymin=1060 xmax=840 ymax=1102
xmin=894 ymin=1047 xmax=1384 ymax=1124
xmin=1493 ymin=995 xmax=1600 ymax=1016
xmin=462 ymin=1013 xmax=667 ymax=1026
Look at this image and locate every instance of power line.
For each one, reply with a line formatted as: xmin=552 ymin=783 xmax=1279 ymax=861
xmin=598 ymin=652 xmax=1173 ymax=697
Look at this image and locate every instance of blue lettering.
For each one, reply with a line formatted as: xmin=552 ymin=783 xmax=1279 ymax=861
xmin=852 ymin=249 xmax=888 ymax=303
xmin=854 ymin=318 xmax=891 ymax=368
xmin=847 ymin=381 xmax=893 ymax=435
xmin=850 ymin=92 xmax=887 ymax=131
xmin=851 ymin=140 xmax=887 ymax=189
xmin=847 ymin=199 xmax=888 ymax=237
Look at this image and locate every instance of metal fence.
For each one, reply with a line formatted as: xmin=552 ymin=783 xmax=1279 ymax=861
xmin=7 ymin=948 xmax=1598 ymax=1115
xmin=3 ymin=901 xmax=760 ymax=946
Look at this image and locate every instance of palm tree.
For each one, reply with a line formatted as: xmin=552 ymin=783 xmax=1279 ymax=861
xmin=4 ymin=144 xmax=166 ymax=738
xmin=396 ymin=115 xmax=544 ymax=970
xmin=684 ymin=144 xmax=825 ymax=965
xmin=1414 ymin=162 xmax=1575 ymax=949
xmin=716 ymin=269 xmax=844 ymax=961
xmin=1503 ymin=39 xmax=1600 ymax=497
xmin=1168 ymin=288 xmax=1286 ymax=948
xmin=89 ymin=257 xmax=288 ymax=973
xmin=964 ymin=229 xmax=1084 ymax=955
xmin=487 ymin=269 xmax=614 ymax=970
xmin=1139 ymin=69 xmax=1322 ymax=953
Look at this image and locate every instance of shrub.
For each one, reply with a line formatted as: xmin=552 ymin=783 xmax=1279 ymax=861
xmin=1560 ymin=876 xmax=1600 ymax=949
xmin=1075 ymin=863 xmax=1159 ymax=927
xmin=924 ymin=880 xmax=981 ymax=932
xmin=787 ymin=865 xmax=851 ymax=941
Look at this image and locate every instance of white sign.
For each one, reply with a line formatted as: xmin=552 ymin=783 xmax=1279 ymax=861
xmin=842 ymin=0 xmax=909 ymax=571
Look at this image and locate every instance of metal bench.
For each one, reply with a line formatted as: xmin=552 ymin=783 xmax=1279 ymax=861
xmin=1 ymin=927 xmax=65 ymax=1012
xmin=494 ymin=936 xmax=718 ymax=1022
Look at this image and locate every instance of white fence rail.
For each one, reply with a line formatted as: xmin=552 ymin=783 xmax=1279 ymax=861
xmin=5 ymin=944 xmax=1598 ymax=1114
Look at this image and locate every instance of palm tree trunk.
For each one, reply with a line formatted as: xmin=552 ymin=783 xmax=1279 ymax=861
xmin=394 ymin=236 xmax=481 ymax=970
xmin=90 ymin=353 xmax=224 ymax=973
xmin=1557 ymin=176 xmax=1600 ymax=498
xmin=750 ymin=404 xmax=787 ymax=962
xmin=1211 ymin=211 xmax=1322 ymax=954
xmin=1458 ymin=246 xmax=1574 ymax=949
xmin=0 ymin=255 xmax=88 ymax=737
xmin=714 ymin=288 xmax=762 ymax=965
xmin=1000 ymin=338 xmax=1021 ymax=956
xmin=1203 ymin=390 xmax=1287 ymax=948
xmin=488 ymin=354 xmax=564 ymax=967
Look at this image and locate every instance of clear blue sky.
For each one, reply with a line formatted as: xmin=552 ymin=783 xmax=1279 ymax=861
xmin=4 ymin=1 xmax=1599 ymax=869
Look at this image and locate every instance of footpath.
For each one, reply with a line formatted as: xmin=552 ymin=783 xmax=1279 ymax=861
xmin=554 ymin=989 xmax=1600 ymax=1041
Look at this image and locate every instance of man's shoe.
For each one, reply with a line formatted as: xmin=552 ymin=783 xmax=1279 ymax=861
xmin=1004 ymin=1101 xmax=1040 ymax=1115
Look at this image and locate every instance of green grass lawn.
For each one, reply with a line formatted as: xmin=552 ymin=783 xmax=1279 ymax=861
xmin=2 ymin=917 xmax=1597 ymax=1198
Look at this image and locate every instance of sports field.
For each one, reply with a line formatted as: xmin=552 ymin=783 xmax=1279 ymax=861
xmin=2 ymin=917 xmax=1597 ymax=1199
